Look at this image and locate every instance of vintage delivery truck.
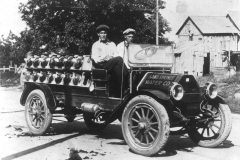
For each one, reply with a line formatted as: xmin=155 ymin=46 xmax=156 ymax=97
xmin=20 ymin=44 xmax=232 ymax=156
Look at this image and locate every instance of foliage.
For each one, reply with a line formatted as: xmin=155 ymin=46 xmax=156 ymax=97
xmin=195 ymin=75 xmax=218 ymax=87
xmin=0 ymin=29 xmax=34 ymax=65
xmin=219 ymin=74 xmax=240 ymax=84
xmin=0 ymin=71 xmax=20 ymax=87
xmin=19 ymin=0 xmax=171 ymax=55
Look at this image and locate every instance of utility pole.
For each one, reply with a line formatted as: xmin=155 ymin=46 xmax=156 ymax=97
xmin=156 ymin=0 xmax=159 ymax=46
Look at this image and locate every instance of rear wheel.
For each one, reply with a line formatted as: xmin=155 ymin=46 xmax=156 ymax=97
xmin=187 ymin=103 xmax=232 ymax=147
xmin=122 ymin=95 xmax=170 ymax=156
xmin=25 ymin=89 xmax=52 ymax=135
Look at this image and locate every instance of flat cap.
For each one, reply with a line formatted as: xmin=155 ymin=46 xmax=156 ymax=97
xmin=96 ymin=24 xmax=110 ymax=32
xmin=123 ymin=28 xmax=136 ymax=35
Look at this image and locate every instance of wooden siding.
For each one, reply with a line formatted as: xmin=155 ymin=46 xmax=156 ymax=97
xmin=178 ymin=20 xmax=202 ymax=43
xmin=178 ymin=20 xmax=201 ymax=36
xmin=173 ymin=43 xmax=204 ymax=76
xmin=176 ymin=33 xmax=239 ymax=76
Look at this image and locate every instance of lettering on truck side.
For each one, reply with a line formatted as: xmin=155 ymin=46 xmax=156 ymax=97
xmin=145 ymin=80 xmax=163 ymax=85
xmin=148 ymin=74 xmax=176 ymax=81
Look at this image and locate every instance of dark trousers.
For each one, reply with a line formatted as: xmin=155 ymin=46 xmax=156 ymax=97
xmin=93 ymin=56 xmax=128 ymax=97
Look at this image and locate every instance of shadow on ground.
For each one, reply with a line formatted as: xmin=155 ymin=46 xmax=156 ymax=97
xmin=6 ymin=120 xmax=235 ymax=159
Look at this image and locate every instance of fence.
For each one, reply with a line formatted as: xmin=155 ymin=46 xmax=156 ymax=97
xmin=0 ymin=65 xmax=19 ymax=73
xmin=0 ymin=63 xmax=24 ymax=86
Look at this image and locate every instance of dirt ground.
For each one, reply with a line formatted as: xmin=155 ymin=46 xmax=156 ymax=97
xmin=0 ymin=88 xmax=240 ymax=160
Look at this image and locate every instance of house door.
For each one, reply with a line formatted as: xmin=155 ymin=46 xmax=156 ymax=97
xmin=236 ymin=54 xmax=240 ymax=71
xmin=203 ymin=53 xmax=210 ymax=75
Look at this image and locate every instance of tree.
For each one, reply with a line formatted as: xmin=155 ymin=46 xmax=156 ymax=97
xmin=19 ymin=0 xmax=171 ymax=55
xmin=0 ymin=29 xmax=35 ymax=65
xmin=0 ymin=32 xmax=18 ymax=65
xmin=0 ymin=29 xmax=35 ymax=66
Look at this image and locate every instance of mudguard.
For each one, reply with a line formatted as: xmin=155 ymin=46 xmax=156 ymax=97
xmin=141 ymin=89 xmax=170 ymax=100
xmin=20 ymin=83 xmax=57 ymax=112
xmin=207 ymin=95 xmax=226 ymax=106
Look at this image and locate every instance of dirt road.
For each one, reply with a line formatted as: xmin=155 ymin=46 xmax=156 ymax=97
xmin=0 ymin=88 xmax=240 ymax=160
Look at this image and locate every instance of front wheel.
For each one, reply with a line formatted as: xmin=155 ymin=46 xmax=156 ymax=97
xmin=122 ymin=95 xmax=170 ymax=156
xmin=187 ymin=103 xmax=232 ymax=147
xmin=25 ymin=89 xmax=52 ymax=135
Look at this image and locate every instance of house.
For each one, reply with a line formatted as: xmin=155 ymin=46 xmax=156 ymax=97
xmin=227 ymin=11 xmax=240 ymax=50
xmin=173 ymin=15 xmax=240 ymax=77
xmin=227 ymin=11 xmax=240 ymax=31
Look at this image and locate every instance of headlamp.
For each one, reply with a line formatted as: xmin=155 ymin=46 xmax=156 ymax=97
xmin=205 ymin=82 xmax=218 ymax=99
xmin=170 ymin=82 xmax=184 ymax=101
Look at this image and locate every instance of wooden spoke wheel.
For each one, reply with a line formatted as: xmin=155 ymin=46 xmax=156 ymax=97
xmin=25 ymin=89 xmax=52 ymax=135
xmin=122 ymin=95 xmax=170 ymax=156
xmin=187 ymin=103 xmax=232 ymax=147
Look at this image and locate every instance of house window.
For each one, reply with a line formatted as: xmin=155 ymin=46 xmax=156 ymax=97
xmin=189 ymin=34 xmax=193 ymax=41
xmin=189 ymin=30 xmax=193 ymax=41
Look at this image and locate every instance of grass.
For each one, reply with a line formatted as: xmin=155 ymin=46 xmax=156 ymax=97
xmin=196 ymin=74 xmax=240 ymax=114
xmin=0 ymin=71 xmax=20 ymax=87
xmin=219 ymin=74 xmax=240 ymax=84
xmin=225 ymin=98 xmax=240 ymax=114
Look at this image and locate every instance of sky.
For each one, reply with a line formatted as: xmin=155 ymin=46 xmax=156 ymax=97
xmin=161 ymin=0 xmax=240 ymax=41
xmin=0 ymin=0 xmax=28 ymax=38
xmin=0 ymin=0 xmax=239 ymax=41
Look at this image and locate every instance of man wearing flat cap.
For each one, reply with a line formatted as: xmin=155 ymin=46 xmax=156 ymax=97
xmin=116 ymin=28 xmax=136 ymax=69
xmin=91 ymin=24 xmax=128 ymax=97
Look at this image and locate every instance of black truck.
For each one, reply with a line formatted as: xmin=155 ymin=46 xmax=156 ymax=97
xmin=20 ymin=44 xmax=232 ymax=156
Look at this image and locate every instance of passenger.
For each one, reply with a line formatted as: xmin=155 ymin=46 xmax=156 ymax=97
xmin=91 ymin=24 xmax=128 ymax=97
xmin=116 ymin=28 xmax=136 ymax=69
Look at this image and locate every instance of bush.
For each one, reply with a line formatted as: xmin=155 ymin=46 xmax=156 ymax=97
xmin=218 ymin=74 xmax=240 ymax=84
xmin=225 ymin=97 xmax=240 ymax=114
xmin=195 ymin=75 xmax=218 ymax=87
xmin=0 ymin=71 xmax=20 ymax=87
xmin=195 ymin=74 xmax=240 ymax=114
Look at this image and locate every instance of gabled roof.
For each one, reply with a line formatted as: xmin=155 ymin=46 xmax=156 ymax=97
xmin=227 ymin=11 xmax=240 ymax=31
xmin=176 ymin=16 xmax=240 ymax=35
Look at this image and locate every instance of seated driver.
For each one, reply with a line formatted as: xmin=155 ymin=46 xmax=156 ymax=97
xmin=116 ymin=28 xmax=136 ymax=69
xmin=91 ymin=24 xmax=128 ymax=97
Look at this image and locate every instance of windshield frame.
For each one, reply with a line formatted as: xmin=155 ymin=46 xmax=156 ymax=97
xmin=127 ymin=44 xmax=174 ymax=68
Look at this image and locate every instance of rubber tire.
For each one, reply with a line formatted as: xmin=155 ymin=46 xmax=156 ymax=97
xmin=121 ymin=95 xmax=170 ymax=156
xmin=25 ymin=89 xmax=52 ymax=136
xmin=83 ymin=113 xmax=106 ymax=131
xmin=187 ymin=103 xmax=232 ymax=147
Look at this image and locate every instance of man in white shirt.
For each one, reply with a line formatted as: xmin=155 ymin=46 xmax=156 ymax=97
xmin=116 ymin=28 xmax=136 ymax=69
xmin=91 ymin=25 xmax=128 ymax=97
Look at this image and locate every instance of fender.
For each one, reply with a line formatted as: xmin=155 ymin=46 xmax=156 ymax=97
xmin=20 ymin=83 xmax=57 ymax=112
xmin=207 ymin=95 xmax=226 ymax=106
xmin=141 ymin=89 xmax=170 ymax=100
